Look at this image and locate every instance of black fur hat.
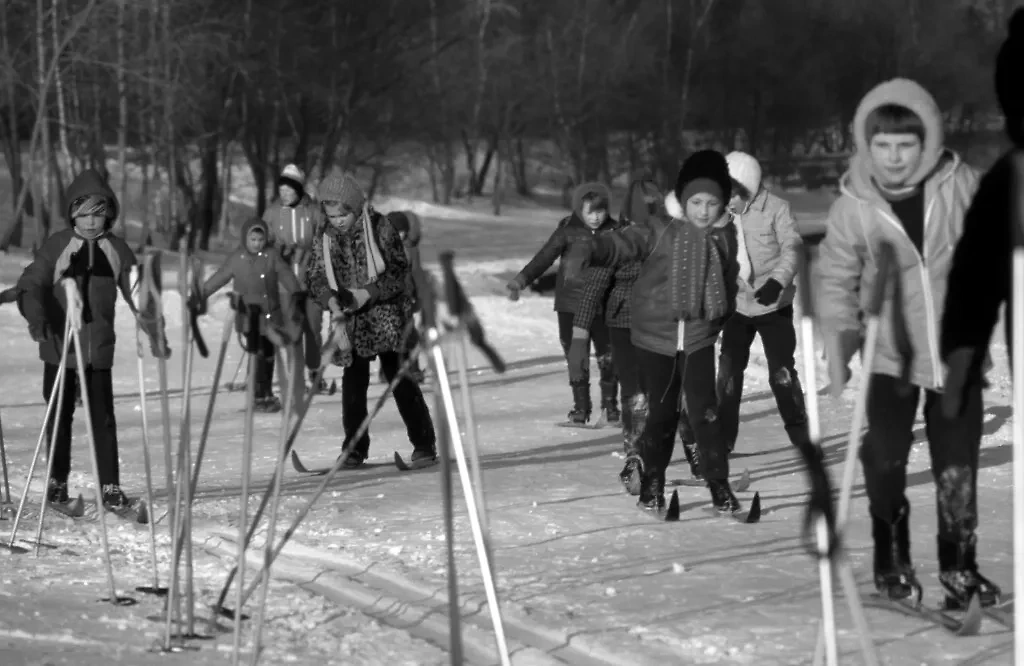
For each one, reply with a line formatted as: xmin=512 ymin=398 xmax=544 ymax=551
xmin=673 ymin=150 xmax=732 ymax=205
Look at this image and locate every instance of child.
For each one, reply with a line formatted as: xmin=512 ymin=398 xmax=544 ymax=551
xmin=565 ymin=151 xmax=742 ymax=515
xmin=507 ymin=183 xmax=619 ymax=425
xmin=198 ymin=217 xmax=302 ymax=413
xmin=306 ymin=171 xmax=437 ymax=468
xmin=816 ymin=78 xmax=1001 ymax=608
xmin=716 ymin=151 xmax=809 ymax=455
xmin=264 ymin=164 xmax=328 ymax=394
xmin=384 ymin=210 xmax=425 ymax=383
xmin=942 ymin=9 xmax=1023 ymax=414
xmin=568 ymin=173 xmax=658 ymax=491
xmin=15 ymin=168 xmax=145 ymax=511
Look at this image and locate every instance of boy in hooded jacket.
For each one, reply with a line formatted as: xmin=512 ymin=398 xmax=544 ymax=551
xmin=816 ymin=78 xmax=1001 ymax=608
xmin=264 ymin=164 xmax=329 ymax=394
xmin=716 ymin=151 xmax=809 ymax=455
xmin=507 ymin=183 xmax=620 ymax=425
xmin=196 ymin=217 xmax=303 ymax=413
xmin=16 ymin=168 xmax=152 ymax=511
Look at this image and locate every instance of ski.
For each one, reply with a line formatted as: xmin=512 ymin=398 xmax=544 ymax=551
xmin=393 ymin=451 xmax=439 ymax=471
xmin=702 ymin=492 xmax=762 ymax=523
xmin=289 ymin=450 xmax=332 ymax=476
xmin=106 ymin=499 xmax=149 ymax=525
xmin=945 ymin=596 xmax=1014 ymax=630
xmin=862 ymin=592 xmax=983 ymax=636
xmin=636 ymin=489 xmax=681 ymax=522
xmin=11 ymin=495 xmax=88 ymax=521
xmin=671 ymin=468 xmax=752 ymax=492
xmin=555 ymin=416 xmax=609 ymax=430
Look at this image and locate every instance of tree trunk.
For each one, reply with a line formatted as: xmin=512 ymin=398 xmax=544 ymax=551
xmin=197 ymin=132 xmax=218 ymax=251
xmin=511 ymin=137 xmax=529 ymax=196
xmin=51 ymin=0 xmax=73 ymax=182
xmin=137 ymin=112 xmax=153 ymax=252
xmin=162 ymin=0 xmax=179 ymax=245
xmin=36 ymin=0 xmax=55 ymax=239
xmin=0 ymin=0 xmax=24 ymax=247
xmin=217 ymin=142 xmax=233 ymax=247
xmin=114 ymin=0 xmax=128 ymax=237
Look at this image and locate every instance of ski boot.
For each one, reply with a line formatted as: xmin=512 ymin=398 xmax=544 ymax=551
xmin=308 ymin=370 xmax=329 ymax=394
xmin=339 ymin=451 xmax=366 ymax=469
xmin=101 ymin=484 xmax=132 ymax=511
xmin=567 ymin=380 xmax=592 ymax=425
xmin=255 ymin=396 xmax=283 ymax=413
xmin=618 ymin=394 xmax=646 ymax=495
xmin=47 ymin=478 xmax=69 ymax=504
xmin=597 ymin=353 xmax=620 ymax=424
xmin=938 ymin=535 xmax=1002 ymax=609
xmin=872 ymin=504 xmax=921 ymax=601
xmin=636 ymin=469 xmax=665 ymax=512
xmin=707 ymin=478 xmax=741 ymax=514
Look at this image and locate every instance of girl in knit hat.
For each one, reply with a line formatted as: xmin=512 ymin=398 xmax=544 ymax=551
xmin=716 ymin=151 xmax=809 ymax=459
xmin=263 ymin=164 xmax=330 ymax=394
xmin=564 ymin=150 xmax=747 ymax=517
xmin=816 ymin=75 xmax=1001 ymax=608
xmin=306 ymin=170 xmax=437 ymax=468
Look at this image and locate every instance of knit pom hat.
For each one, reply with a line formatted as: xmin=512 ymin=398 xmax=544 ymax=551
xmin=317 ymin=170 xmax=366 ymax=212
xmin=725 ymin=151 xmax=762 ymax=199
xmin=996 ymin=9 xmax=1024 ymax=145
xmin=278 ymin=163 xmax=306 ymax=195
xmin=665 ymin=150 xmax=731 ymax=219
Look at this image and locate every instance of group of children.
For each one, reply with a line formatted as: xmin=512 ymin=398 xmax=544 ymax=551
xmin=508 ymin=9 xmax=1023 ymax=611
xmin=4 ymin=7 xmax=1020 ymax=614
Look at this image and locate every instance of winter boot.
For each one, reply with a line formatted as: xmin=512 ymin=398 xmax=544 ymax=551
xmin=308 ymin=370 xmax=328 ymax=394
xmin=567 ymin=380 xmax=592 ymax=424
xmin=707 ymin=478 xmax=741 ymax=514
xmin=597 ymin=353 xmax=620 ymax=424
xmin=938 ymin=535 xmax=1002 ymax=609
xmin=871 ymin=504 xmax=920 ymax=601
xmin=255 ymin=396 xmax=282 ymax=413
xmin=411 ymin=447 xmax=437 ymax=464
xmin=619 ymin=394 xmax=645 ymax=495
xmin=636 ymin=469 xmax=665 ymax=512
xmin=47 ymin=478 xmax=69 ymax=504
xmin=339 ymin=450 xmax=366 ymax=469
xmin=681 ymin=442 xmax=702 ymax=481
xmin=101 ymin=484 xmax=132 ymax=511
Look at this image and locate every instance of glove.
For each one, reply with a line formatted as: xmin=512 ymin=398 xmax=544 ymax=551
xmin=560 ymin=241 xmax=593 ymax=283
xmin=753 ymin=279 xmax=783 ymax=306
xmin=335 ymin=287 xmax=371 ymax=312
xmin=506 ymin=279 xmax=522 ymax=302
xmin=825 ymin=329 xmax=860 ymax=398
xmin=149 ymin=333 xmax=172 ymax=360
xmin=29 ymin=321 xmax=51 ymax=343
xmin=942 ymin=347 xmax=981 ymax=419
xmin=567 ymin=337 xmax=589 ymax=384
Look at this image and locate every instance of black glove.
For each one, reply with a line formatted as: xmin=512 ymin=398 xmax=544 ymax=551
xmin=334 ymin=287 xmax=356 ymax=311
xmin=28 ymin=321 xmax=51 ymax=343
xmin=753 ymin=278 xmax=783 ymax=306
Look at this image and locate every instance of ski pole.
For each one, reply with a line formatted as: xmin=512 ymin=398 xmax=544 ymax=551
xmin=63 ymin=279 xmax=126 ymax=605
xmin=225 ymin=352 xmax=245 ymax=391
xmin=8 ymin=320 xmax=73 ymax=550
xmin=32 ymin=333 xmax=74 ymax=557
xmin=0 ymin=408 xmax=11 ymax=509
xmin=232 ymin=321 xmax=259 ymax=666
xmin=1009 ymin=150 xmax=1024 ymax=664
xmin=248 ymin=345 xmax=298 ymax=665
xmin=133 ymin=313 xmax=166 ymax=596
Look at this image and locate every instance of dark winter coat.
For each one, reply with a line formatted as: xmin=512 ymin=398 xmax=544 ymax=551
xmin=583 ymin=192 xmax=739 ymax=356
xmin=306 ymin=210 xmax=413 ymax=364
xmin=202 ymin=217 xmax=301 ymax=336
xmin=941 ymin=152 xmax=1015 ymax=365
xmin=385 ymin=210 xmax=424 ymax=311
xmin=16 ymin=170 xmax=136 ymax=370
xmin=512 ymin=183 xmax=619 ymax=314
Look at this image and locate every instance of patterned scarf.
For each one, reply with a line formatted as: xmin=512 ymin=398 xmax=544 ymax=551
xmin=321 ymin=204 xmax=386 ymax=292
xmin=677 ymin=220 xmax=728 ymax=322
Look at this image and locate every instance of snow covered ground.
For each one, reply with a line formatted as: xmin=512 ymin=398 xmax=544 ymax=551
xmin=0 ymin=195 xmax=1015 ymax=665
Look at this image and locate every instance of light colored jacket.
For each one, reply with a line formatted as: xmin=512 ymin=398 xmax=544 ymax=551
xmin=814 ymin=80 xmax=979 ymax=390
xmin=733 ymin=189 xmax=801 ymax=317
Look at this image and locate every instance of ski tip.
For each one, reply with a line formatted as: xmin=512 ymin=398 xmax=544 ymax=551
xmin=69 ymin=495 xmax=86 ymax=517
xmin=743 ymin=492 xmax=762 ymax=524
xmin=393 ymin=451 xmax=410 ymax=471
xmin=136 ymin=501 xmax=150 ymax=525
xmin=957 ymin=593 xmax=984 ymax=636
xmin=290 ymin=449 xmax=310 ymax=474
xmin=327 ymin=380 xmax=337 ymax=395
xmin=734 ymin=468 xmax=752 ymax=493
xmin=665 ymin=490 xmax=680 ymax=521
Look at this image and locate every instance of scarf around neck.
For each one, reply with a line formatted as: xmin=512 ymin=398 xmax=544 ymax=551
xmin=677 ymin=219 xmax=729 ymax=322
xmin=321 ymin=204 xmax=386 ymax=292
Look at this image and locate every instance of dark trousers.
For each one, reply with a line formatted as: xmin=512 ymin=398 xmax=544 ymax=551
xmin=301 ymin=298 xmax=324 ymax=372
xmin=556 ymin=311 xmax=611 ymax=377
xmin=609 ymin=327 xmax=641 ymax=450
xmin=42 ymin=363 xmax=120 ymax=487
xmin=252 ymin=336 xmax=277 ymax=399
xmin=635 ymin=345 xmax=729 ymax=481
xmin=717 ymin=306 xmax=809 ymax=450
xmin=342 ymin=351 xmax=436 ymax=459
xmin=861 ymin=373 xmax=982 ymax=541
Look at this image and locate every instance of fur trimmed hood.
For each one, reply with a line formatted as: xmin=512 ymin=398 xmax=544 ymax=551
xmin=664 ymin=191 xmax=732 ymax=229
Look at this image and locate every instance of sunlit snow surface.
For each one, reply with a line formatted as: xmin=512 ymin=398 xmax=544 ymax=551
xmin=0 ymin=203 xmax=1014 ymax=665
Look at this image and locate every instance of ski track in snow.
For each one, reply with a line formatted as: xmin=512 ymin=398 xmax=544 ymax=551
xmin=0 ymin=208 xmax=1015 ymax=665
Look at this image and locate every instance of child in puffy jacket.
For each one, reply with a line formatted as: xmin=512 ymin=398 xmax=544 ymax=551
xmin=197 ymin=216 xmax=302 ymax=413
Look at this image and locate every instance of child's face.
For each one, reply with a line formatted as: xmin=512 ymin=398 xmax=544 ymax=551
xmin=279 ymin=184 xmax=300 ymax=206
xmin=323 ymin=202 xmax=357 ymax=233
xmin=74 ymin=211 xmax=107 ymax=240
xmin=685 ymin=193 xmax=723 ymax=227
xmin=869 ymin=132 xmax=923 ymax=187
xmin=581 ymin=201 xmax=608 ymax=229
xmin=246 ymin=229 xmax=267 ymax=253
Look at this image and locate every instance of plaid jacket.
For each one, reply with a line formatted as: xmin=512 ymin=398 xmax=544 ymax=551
xmin=573 ymin=259 xmax=641 ymax=330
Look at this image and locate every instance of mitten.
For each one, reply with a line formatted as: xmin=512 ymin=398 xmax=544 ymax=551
xmin=29 ymin=321 xmax=51 ymax=343
xmin=753 ymin=278 xmax=783 ymax=306
xmin=506 ymin=279 xmax=522 ymax=302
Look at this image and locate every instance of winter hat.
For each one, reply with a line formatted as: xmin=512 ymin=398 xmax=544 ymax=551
xmin=317 ymin=170 xmax=366 ymax=212
xmin=386 ymin=211 xmax=411 ymax=235
xmin=996 ymin=9 xmax=1024 ymax=145
xmin=674 ymin=150 xmax=731 ymax=206
xmin=725 ymin=152 xmax=762 ymax=199
xmin=278 ymin=164 xmax=306 ymax=195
